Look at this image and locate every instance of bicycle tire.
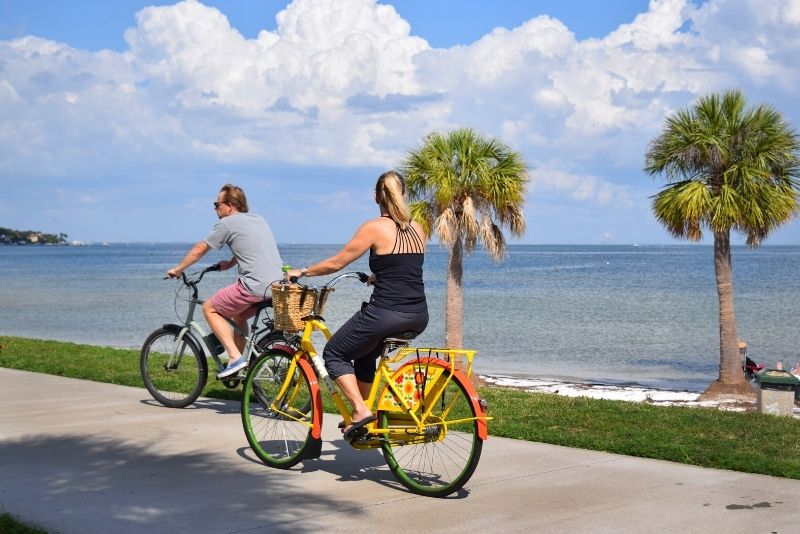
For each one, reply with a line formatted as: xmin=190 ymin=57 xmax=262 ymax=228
xmin=241 ymin=349 xmax=315 ymax=468
xmin=379 ymin=364 xmax=484 ymax=497
xmin=140 ymin=326 xmax=208 ymax=408
xmin=253 ymin=334 xmax=312 ymax=417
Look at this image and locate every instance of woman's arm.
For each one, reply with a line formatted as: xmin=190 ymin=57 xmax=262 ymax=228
xmin=287 ymin=221 xmax=376 ymax=279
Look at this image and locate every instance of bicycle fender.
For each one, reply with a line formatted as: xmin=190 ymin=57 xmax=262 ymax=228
xmin=265 ymin=343 xmax=296 ymax=357
xmin=160 ymin=324 xmax=205 ymax=353
xmin=297 ymin=357 xmax=324 ymax=440
xmin=386 ymin=357 xmax=489 ymax=441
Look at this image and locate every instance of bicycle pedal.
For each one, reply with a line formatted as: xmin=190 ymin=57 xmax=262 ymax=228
xmin=345 ymin=428 xmax=370 ymax=443
xmin=349 ymin=431 xmax=379 ymax=446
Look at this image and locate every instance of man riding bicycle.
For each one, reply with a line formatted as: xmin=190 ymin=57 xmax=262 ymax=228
xmin=167 ymin=184 xmax=283 ymax=378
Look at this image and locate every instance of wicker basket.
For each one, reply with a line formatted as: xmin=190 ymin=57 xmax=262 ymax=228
xmin=270 ymin=283 xmax=333 ymax=331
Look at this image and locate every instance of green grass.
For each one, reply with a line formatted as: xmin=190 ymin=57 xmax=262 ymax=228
xmin=2 ymin=334 xmax=799 ymax=481
xmin=480 ymin=387 xmax=800 ymax=478
xmin=0 ymin=335 xmax=245 ymax=401
xmin=0 ymin=512 xmax=47 ymax=534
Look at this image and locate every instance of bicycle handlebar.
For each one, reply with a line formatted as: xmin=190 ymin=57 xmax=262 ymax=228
xmin=165 ymin=263 xmax=222 ymax=299
xmin=286 ymin=271 xmax=369 ymax=289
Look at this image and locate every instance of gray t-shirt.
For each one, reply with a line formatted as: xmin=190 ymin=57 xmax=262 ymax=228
xmin=204 ymin=212 xmax=283 ymax=297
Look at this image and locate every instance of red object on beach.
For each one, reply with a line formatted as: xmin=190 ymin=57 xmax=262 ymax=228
xmin=743 ymin=356 xmax=765 ymax=381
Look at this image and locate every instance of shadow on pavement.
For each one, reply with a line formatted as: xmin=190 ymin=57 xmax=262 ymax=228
xmin=0 ymin=433 xmax=368 ymax=534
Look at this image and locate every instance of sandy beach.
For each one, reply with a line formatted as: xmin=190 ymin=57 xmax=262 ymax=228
xmin=480 ymin=374 xmax=800 ymax=419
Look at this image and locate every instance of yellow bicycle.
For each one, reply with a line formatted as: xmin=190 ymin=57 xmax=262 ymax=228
xmin=240 ymin=272 xmax=490 ymax=497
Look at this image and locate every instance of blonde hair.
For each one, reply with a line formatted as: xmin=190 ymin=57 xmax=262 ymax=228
xmin=220 ymin=184 xmax=249 ymax=213
xmin=375 ymin=171 xmax=410 ymax=229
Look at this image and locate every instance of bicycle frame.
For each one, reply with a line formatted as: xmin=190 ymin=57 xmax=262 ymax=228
xmin=274 ymin=305 xmax=489 ymax=445
xmin=166 ymin=269 xmax=280 ymax=374
xmin=242 ymin=272 xmax=490 ymax=496
xmin=172 ymin=294 xmax=257 ymax=371
xmin=369 ymin=348 xmax=489 ymax=442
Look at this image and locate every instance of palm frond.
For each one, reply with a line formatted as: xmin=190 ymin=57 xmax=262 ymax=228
xmin=461 ymin=196 xmax=480 ymax=252
xmin=434 ymin=207 xmax=458 ymax=246
xmin=645 ymin=89 xmax=800 ymax=244
xmin=409 ymin=201 xmax=434 ymax=237
xmin=400 ymin=126 xmax=528 ymax=258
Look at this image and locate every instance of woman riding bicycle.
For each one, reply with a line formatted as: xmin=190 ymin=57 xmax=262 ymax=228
xmin=285 ymin=171 xmax=428 ymax=438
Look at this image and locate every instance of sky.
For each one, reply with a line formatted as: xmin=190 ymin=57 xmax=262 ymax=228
xmin=2 ymin=0 xmax=800 ymax=245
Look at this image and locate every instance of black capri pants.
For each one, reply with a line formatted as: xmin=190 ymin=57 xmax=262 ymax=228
xmin=323 ymin=302 xmax=429 ymax=383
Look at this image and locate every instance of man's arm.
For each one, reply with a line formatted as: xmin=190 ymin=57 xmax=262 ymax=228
xmin=166 ymin=241 xmax=211 ymax=278
xmin=218 ymin=257 xmax=238 ymax=270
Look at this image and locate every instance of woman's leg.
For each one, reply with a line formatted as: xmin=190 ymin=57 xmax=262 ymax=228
xmin=334 ymin=374 xmax=373 ymax=425
xmin=324 ymin=304 xmax=428 ymax=434
xmin=323 ymin=307 xmax=381 ymax=430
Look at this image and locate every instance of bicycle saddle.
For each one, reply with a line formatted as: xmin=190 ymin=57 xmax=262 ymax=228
xmin=385 ymin=331 xmax=418 ymax=342
xmin=254 ymin=298 xmax=273 ymax=311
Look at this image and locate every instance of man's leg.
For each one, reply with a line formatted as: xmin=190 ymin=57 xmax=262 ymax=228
xmin=204 ymin=281 xmax=260 ymax=369
xmin=230 ymin=314 xmax=249 ymax=355
xmin=203 ymin=300 xmax=240 ymax=364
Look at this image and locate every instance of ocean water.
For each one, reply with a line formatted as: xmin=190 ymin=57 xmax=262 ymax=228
xmin=1 ymin=243 xmax=798 ymax=392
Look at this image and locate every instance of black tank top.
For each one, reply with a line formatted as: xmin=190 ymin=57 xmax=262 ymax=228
xmin=368 ymin=219 xmax=427 ymax=312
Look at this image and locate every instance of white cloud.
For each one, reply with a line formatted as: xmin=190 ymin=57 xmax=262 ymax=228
xmin=123 ymin=0 xmax=427 ymax=117
xmin=5 ymin=0 xmax=798 ymax=172
xmin=603 ymin=0 xmax=690 ymax=51
xmin=307 ymin=189 xmax=373 ymax=213
xmin=690 ymin=0 xmax=800 ymax=88
xmin=463 ymin=16 xmax=575 ymax=85
xmin=532 ymin=168 xmax=634 ymax=208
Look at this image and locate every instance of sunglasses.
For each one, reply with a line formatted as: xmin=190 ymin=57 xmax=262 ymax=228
xmin=213 ymin=201 xmax=228 ymax=209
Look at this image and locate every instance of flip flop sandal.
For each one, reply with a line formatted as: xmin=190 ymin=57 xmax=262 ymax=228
xmin=342 ymin=415 xmax=377 ymax=441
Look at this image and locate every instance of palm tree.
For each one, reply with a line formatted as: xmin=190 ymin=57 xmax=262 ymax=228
xmin=644 ymin=89 xmax=800 ymax=400
xmin=401 ymin=127 xmax=528 ymax=353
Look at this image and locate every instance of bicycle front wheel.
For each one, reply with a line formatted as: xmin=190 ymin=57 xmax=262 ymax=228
xmin=140 ymin=327 xmax=207 ymax=408
xmin=241 ymin=350 xmax=315 ymax=468
xmin=380 ymin=366 xmax=484 ymax=497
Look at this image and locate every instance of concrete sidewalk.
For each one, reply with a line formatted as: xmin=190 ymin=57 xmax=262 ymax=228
xmin=1 ymin=367 xmax=797 ymax=533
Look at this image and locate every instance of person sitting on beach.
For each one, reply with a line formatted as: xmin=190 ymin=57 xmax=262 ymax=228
xmin=285 ymin=171 xmax=428 ymax=440
xmin=167 ymin=184 xmax=283 ymax=378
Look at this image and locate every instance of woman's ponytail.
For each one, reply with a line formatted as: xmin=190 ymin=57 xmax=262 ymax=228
xmin=375 ymin=171 xmax=410 ymax=229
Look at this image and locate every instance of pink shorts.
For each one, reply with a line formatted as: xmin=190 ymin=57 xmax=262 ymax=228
xmin=209 ymin=280 xmax=268 ymax=320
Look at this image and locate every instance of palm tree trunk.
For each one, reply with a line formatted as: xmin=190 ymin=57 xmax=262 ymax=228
xmin=445 ymin=239 xmax=463 ymax=350
xmin=713 ymin=231 xmax=742 ymax=384
xmin=700 ymin=231 xmax=752 ymax=400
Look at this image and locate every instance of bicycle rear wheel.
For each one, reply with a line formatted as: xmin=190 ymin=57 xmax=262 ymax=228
xmin=379 ymin=366 xmax=483 ymax=497
xmin=241 ymin=350 xmax=315 ymax=468
xmin=140 ymin=327 xmax=207 ymax=408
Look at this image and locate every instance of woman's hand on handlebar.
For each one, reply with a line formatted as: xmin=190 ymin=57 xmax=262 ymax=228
xmin=282 ymin=270 xmax=371 ymax=287
xmin=284 ymin=268 xmax=303 ymax=282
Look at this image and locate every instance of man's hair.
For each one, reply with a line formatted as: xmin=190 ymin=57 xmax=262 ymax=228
xmin=220 ymin=184 xmax=248 ymax=213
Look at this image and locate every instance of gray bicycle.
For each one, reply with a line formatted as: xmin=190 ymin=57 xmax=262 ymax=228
xmin=140 ymin=264 xmax=295 ymax=408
